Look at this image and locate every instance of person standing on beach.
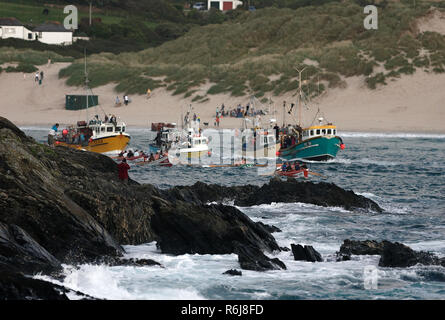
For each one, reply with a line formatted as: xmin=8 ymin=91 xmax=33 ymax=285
xmin=146 ymin=88 xmax=151 ymax=99
xmin=118 ymin=159 xmax=130 ymax=184
xmin=35 ymin=72 xmax=39 ymax=82
xmin=124 ymin=95 xmax=129 ymax=106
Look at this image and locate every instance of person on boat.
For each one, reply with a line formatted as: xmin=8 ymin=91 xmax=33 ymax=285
xmin=285 ymin=162 xmax=292 ymax=172
xmin=62 ymin=129 xmax=68 ymax=142
xmin=294 ymin=162 xmax=301 ymax=171
xmin=118 ymin=159 xmax=130 ymax=184
xmin=47 ymin=123 xmax=59 ymax=146
xmin=281 ymin=162 xmax=287 ymax=172
xmin=149 ymin=153 xmax=155 ymax=162
xmin=127 ymin=149 xmax=134 ymax=158
xmin=134 ymin=150 xmax=140 ymax=157
xmin=118 ymin=151 xmax=124 ymax=157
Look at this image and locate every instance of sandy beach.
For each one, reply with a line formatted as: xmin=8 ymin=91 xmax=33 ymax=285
xmin=0 ymin=61 xmax=444 ymax=133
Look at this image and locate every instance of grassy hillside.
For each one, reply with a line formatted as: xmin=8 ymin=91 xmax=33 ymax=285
xmin=3 ymin=0 xmax=445 ymax=103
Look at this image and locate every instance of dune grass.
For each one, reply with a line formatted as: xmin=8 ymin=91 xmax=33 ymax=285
xmin=48 ymin=1 xmax=445 ymax=97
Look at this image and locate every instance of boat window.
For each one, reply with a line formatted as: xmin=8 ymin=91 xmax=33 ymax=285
xmin=122 ymin=126 xmax=126 ymax=132
xmin=101 ymin=127 xmax=105 ymax=132
xmin=316 ymin=129 xmax=320 ymax=135
xmin=116 ymin=127 xmax=121 ymax=132
xmin=327 ymin=129 xmax=332 ymax=135
xmin=310 ymin=130 xmax=314 ymax=136
xmin=333 ymin=129 xmax=336 ymax=135
xmin=107 ymin=126 xmax=113 ymax=132
xmin=322 ymin=129 xmax=326 ymax=134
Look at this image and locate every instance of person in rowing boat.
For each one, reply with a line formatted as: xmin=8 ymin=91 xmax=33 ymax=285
xmin=127 ymin=149 xmax=134 ymax=158
xmin=148 ymin=153 xmax=155 ymax=162
xmin=281 ymin=162 xmax=288 ymax=172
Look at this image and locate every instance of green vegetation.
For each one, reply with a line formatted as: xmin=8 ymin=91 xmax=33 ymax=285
xmin=3 ymin=0 xmax=445 ymax=100
xmin=55 ymin=0 xmax=445 ymax=99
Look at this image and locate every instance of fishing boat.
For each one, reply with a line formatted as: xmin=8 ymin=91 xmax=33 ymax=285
xmin=277 ymin=67 xmax=344 ymax=161
xmin=172 ymin=123 xmax=210 ymax=160
xmin=241 ymin=128 xmax=280 ymax=159
xmin=55 ymin=53 xmax=130 ymax=155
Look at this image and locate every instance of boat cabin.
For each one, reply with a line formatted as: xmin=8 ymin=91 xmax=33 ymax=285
xmin=77 ymin=120 xmax=127 ymax=138
xmin=302 ymin=125 xmax=337 ymax=140
xmin=189 ymin=135 xmax=208 ymax=147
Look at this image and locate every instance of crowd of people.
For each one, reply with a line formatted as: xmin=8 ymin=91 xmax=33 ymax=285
xmin=216 ymin=103 xmax=266 ymax=119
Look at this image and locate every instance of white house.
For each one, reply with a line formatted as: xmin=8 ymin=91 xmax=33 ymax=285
xmin=207 ymin=0 xmax=243 ymax=11
xmin=0 ymin=18 xmax=36 ymax=41
xmin=33 ymin=22 xmax=73 ymax=45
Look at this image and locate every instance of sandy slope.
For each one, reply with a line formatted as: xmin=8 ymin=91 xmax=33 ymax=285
xmin=0 ymin=61 xmax=444 ymax=133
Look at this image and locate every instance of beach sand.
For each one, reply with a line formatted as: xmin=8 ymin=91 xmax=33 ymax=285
xmin=0 ymin=62 xmax=444 ymax=133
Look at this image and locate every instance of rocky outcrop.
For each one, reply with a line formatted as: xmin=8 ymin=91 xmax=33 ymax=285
xmin=233 ymin=242 xmax=286 ymax=271
xmin=337 ymin=239 xmax=445 ymax=268
xmin=223 ymin=269 xmax=242 ymax=276
xmin=291 ymin=244 xmax=323 ymax=262
xmin=172 ymin=179 xmax=382 ymax=212
xmin=0 ymin=116 xmax=385 ymax=298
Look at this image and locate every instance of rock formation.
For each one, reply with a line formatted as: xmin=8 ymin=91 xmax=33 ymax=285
xmin=337 ymin=239 xmax=445 ymax=268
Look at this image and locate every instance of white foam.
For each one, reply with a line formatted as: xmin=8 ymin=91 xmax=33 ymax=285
xmin=340 ymin=131 xmax=445 ymax=139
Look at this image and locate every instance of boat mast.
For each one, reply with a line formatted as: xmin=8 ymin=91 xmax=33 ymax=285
xmin=84 ymin=49 xmax=89 ymax=122
xmin=295 ymin=66 xmax=306 ymax=128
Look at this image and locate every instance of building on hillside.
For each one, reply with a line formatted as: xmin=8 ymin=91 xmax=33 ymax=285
xmin=0 ymin=18 xmax=36 ymax=41
xmin=207 ymin=0 xmax=243 ymax=11
xmin=33 ymin=22 xmax=73 ymax=45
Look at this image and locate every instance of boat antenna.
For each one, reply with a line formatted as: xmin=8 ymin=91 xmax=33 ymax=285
xmin=295 ymin=66 xmax=306 ymax=127
xmin=84 ymin=48 xmax=89 ymax=122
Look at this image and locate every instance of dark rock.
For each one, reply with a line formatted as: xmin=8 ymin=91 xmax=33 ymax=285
xmin=256 ymin=221 xmax=281 ymax=233
xmin=223 ymin=269 xmax=242 ymax=276
xmin=173 ymin=178 xmax=382 ymax=212
xmin=291 ymin=244 xmax=323 ymax=262
xmin=111 ymin=258 xmax=163 ymax=267
xmin=151 ymin=203 xmax=280 ymax=255
xmin=0 ymin=269 xmax=68 ymax=300
xmin=379 ymin=241 xmax=442 ymax=268
xmin=0 ymin=223 xmax=61 ymax=274
xmin=280 ymin=247 xmax=290 ymax=252
xmin=338 ymin=239 xmax=385 ymax=257
xmin=337 ymin=239 xmax=444 ymax=268
xmin=234 ymin=242 xmax=286 ymax=271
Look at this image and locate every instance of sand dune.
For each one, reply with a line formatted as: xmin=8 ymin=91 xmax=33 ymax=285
xmin=0 ymin=61 xmax=444 ymax=133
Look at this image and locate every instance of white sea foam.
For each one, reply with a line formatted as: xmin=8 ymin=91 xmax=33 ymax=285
xmin=340 ymin=131 xmax=445 ymax=139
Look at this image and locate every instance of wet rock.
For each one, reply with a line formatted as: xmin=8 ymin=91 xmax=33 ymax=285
xmin=379 ymin=241 xmax=442 ymax=268
xmin=337 ymin=239 xmax=385 ymax=257
xmin=337 ymin=239 xmax=444 ymax=268
xmin=256 ymin=222 xmax=281 ymax=233
xmin=223 ymin=269 xmax=242 ymax=276
xmin=151 ymin=203 xmax=280 ymax=255
xmin=234 ymin=243 xmax=286 ymax=272
xmin=291 ymin=244 xmax=323 ymax=262
xmin=174 ymin=178 xmax=382 ymax=212
xmin=0 ymin=269 xmax=68 ymax=300
xmin=0 ymin=223 xmax=61 ymax=275
xmin=111 ymin=258 xmax=163 ymax=268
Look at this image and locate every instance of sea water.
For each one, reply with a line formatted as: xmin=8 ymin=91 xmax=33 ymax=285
xmin=23 ymin=127 xmax=445 ymax=300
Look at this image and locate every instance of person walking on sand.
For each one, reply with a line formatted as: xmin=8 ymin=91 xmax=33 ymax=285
xmin=146 ymin=88 xmax=151 ymax=99
xmin=118 ymin=158 xmax=130 ymax=184
xmin=124 ymin=95 xmax=129 ymax=106
xmin=35 ymin=72 xmax=40 ymax=82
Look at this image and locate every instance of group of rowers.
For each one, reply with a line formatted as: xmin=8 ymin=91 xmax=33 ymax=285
xmin=279 ymin=161 xmax=308 ymax=172
xmin=118 ymin=149 xmax=168 ymax=162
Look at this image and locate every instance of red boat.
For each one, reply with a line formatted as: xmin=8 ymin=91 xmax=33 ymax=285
xmin=275 ymin=168 xmax=309 ymax=178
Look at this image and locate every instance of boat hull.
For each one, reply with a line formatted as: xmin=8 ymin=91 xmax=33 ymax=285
xmin=279 ymin=136 xmax=341 ymax=161
xmin=56 ymin=134 xmax=130 ymax=155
